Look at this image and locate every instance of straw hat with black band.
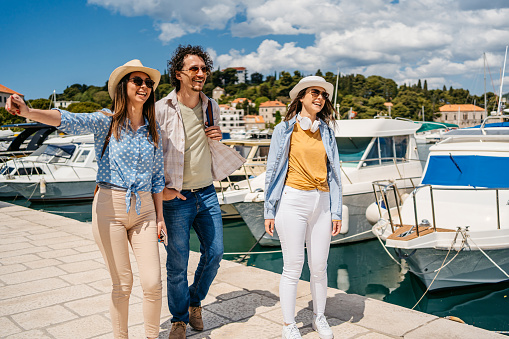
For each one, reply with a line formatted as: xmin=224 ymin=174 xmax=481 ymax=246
xmin=289 ymin=76 xmax=334 ymax=101
xmin=107 ymin=59 xmax=161 ymax=99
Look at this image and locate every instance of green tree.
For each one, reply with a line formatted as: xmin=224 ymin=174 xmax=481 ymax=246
xmin=254 ymin=96 xmax=270 ymax=112
xmin=0 ymin=107 xmax=25 ymax=126
xmin=250 ymin=72 xmax=263 ymax=85
xmin=92 ymin=91 xmax=111 ymax=108
xmin=315 ymin=69 xmax=323 ymax=76
xmin=27 ymin=98 xmax=52 ymax=109
xmin=67 ymin=102 xmax=102 ymax=113
xmin=274 ymin=111 xmax=282 ymax=124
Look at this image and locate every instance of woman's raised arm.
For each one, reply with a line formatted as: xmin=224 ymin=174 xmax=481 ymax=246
xmin=5 ymin=94 xmax=62 ymax=126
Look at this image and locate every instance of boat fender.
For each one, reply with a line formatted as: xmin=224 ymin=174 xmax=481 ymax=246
xmin=39 ymin=178 xmax=46 ymax=196
xmin=340 ymin=205 xmax=349 ymax=234
xmin=444 ymin=316 xmax=465 ymax=324
xmin=366 ymin=200 xmax=385 ymax=225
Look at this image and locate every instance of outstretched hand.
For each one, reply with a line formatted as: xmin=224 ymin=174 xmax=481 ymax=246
xmin=265 ymin=219 xmax=275 ymax=236
xmin=5 ymin=95 xmax=29 ymax=116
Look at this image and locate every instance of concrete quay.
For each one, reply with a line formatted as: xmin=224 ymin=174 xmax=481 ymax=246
xmin=0 ymin=201 xmax=504 ymax=339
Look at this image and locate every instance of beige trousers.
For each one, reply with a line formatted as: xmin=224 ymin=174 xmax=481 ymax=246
xmin=92 ymin=188 xmax=162 ymax=339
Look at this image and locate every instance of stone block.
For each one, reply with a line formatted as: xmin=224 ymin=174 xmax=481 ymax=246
xmin=46 ymin=314 xmax=112 ymax=339
xmin=0 ymin=277 xmax=69 ymax=300
xmin=1 ymin=266 xmax=67 ymax=285
xmin=11 ymin=305 xmax=77 ymax=330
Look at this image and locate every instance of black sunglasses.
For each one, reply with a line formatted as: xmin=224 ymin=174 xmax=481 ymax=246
xmin=180 ymin=66 xmax=210 ymax=75
xmin=128 ymin=76 xmax=155 ymax=88
xmin=308 ymin=89 xmax=329 ymax=100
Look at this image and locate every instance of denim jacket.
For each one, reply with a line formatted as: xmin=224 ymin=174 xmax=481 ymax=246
xmin=264 ymin=115 xmax=342 ymax=220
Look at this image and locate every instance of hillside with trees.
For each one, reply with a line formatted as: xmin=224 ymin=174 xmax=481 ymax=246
xmin=2 ymin=69 xmax=501 ymax=125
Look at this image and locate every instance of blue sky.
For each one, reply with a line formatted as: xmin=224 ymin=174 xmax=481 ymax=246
xmin=2 ymin=0 xmax=509 ymax=100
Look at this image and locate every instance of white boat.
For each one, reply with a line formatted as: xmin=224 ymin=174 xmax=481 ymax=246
xmin=234 ymin=117 xmax=423 ymax=246
xmin=215 ymin=139 xmax=270 ymax=218
xmin=0 ymin=134 xmax=97 ymax=201
xmin=371 ymin=116 xmax=509 ymax=290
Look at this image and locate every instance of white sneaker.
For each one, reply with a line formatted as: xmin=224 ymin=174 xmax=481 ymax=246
xmin=312 ymin=314 xmax=334 ymax=339
xmin=282 ymin=322 xmax=302 ymax=339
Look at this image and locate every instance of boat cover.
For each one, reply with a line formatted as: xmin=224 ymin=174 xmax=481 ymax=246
xmin=422 ymin=155 xmax=509 ymax=188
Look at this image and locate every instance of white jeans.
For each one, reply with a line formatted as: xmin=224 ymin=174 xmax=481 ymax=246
xmin=275 ymin=186 xmax=332 ymax=324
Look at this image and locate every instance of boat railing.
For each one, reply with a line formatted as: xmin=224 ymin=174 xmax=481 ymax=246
xmin=218 ymin=162 xmax=266 ymax=198
xmin=373 ymin=181 xmax=508 ymax=236
xmin=480 ymin=114 xmax=509 ymax=135
xmin=371 ymin=178 xmax=420 ymax=233
xmin=5 ymin=158 xmax=97 ymax=181
xmin=341 ymin=157 xmax=421 ymax=184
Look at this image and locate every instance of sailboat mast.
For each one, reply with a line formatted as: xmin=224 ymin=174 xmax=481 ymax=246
xmin=484 ymin=53 xmax=487 ymax=117
xmin=497 ymin=45 xmax=508 ymax=115
xmin=334 ymin=67 xmax=339 ymax=119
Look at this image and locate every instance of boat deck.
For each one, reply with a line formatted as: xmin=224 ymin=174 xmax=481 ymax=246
xmin=0 ymin=201 xmax=504 ymax=338
xmin=387 ymin=224 xmax=456 ymax=241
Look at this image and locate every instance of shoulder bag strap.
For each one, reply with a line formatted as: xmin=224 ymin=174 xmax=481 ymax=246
xmin=101 ymin=122 xmax=113 ymax=158
xmin=205 ymin=97 xmax=214 ymax=127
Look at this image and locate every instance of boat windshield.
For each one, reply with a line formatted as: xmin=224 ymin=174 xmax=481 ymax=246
xmin=422 ymin=155 xmax=509 ymax=188
xmin=233 ymin=145 xmax=252 ymax=159
xmin=363 ymin=136 xmax=409 ymax=166
xmin=36 ymin=144 xmax=76 ymax=164
xmin=336 ymin=137 xmax=372 ymax=166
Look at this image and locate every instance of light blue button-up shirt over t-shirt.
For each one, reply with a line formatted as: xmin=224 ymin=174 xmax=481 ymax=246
xmin=57 ymin=109 xmax=165 ymax=214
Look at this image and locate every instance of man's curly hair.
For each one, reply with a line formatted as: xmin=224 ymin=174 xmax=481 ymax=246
xmin=168 ymin=45 xmax=213 ymax=92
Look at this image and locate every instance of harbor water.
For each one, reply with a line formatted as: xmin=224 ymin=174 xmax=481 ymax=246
xmin=2 ymin=143 xmax=508 ymax=334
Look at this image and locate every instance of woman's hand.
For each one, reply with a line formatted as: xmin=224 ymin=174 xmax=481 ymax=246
xmin=332 ymin=220 xmax=342 ymax=236
xmin=5 ymin=95 xmax=29 ymax=116
xmin=265 ymin=219 xmax=275 ymax=236
xmin=157 ymin=218 xmax=167 ymax=243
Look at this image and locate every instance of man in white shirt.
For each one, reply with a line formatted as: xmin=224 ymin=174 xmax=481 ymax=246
xmin=155 ymin=45 xmax=244 ymax=339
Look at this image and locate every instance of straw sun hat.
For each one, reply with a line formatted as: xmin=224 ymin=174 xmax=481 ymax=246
xmin=289 ymin=76 xmax=334 ymax=101
xmin=107 ymin=59 xmax=161 ymax=99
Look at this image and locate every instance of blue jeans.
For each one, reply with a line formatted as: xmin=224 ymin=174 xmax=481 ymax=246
xmin=163 ymin=184 xmax=224 ymax=324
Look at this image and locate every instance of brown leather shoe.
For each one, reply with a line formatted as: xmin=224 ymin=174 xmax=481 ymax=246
xmin=189 ymin=306 xmax=204 ymax=331
xmin=169 ymin=321 xmax=186 ymax=339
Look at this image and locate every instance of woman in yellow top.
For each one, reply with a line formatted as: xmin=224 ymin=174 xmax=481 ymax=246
xmin=264 ymin=76 xmax=342 ymax=339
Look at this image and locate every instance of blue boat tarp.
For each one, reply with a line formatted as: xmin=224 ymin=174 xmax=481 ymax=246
xmin=422 ymin=155 xmax=509 ymax=188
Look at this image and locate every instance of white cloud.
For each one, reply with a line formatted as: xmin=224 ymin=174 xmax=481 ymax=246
xmin=88 ymin=0 xmax=509 ymax=92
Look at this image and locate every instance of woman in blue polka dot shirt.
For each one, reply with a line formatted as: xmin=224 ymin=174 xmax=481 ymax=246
xmin=6 ymin=60 xmax=166 ymax=339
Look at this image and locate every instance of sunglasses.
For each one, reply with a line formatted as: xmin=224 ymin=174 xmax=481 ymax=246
xmin=180 ymin=66 xmax=210 ymax=76
xmin=308 ymin=89 xmax=329 ymax=100
xmin=128 ymin=77 xmax=155 ymax=88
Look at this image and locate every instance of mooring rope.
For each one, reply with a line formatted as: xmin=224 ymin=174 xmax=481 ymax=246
xmin=223 ymin=229 xmax=373 ymax=256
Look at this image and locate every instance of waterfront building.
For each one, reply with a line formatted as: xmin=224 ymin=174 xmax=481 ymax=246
xmin=230 ymin=67 xmax=247 ymax=84
xmin=0 ymin=84 xmax=23 ymax=108
xmin=436 ymin=104 xmax=486 ymax=128
xmin=212 ymin=86 xmax=225 ymax=101
xmin=54 ymin=100 xmax=79 ymax=109
xmin=244 ymin=115 xmax=265 ymax=130
xmin=219 ymin=105 xmax=245 ymax=131
xmin=259 ymin=100 xmax=287 ymax=124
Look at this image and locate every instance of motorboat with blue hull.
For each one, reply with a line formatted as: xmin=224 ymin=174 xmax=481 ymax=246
xmin=372 ymin=116 xmax=509 ymax=290
xmin=1 ymin=134 xmax=97 ymax=201
xmin=236 ymin=118 xmax=423 ymax=247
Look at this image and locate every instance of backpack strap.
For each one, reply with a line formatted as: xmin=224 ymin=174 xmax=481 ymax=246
xmin=101 ymin=122 xmax=113 ymax=158
xmin=205 ymin=97 xmax=214 ymax=127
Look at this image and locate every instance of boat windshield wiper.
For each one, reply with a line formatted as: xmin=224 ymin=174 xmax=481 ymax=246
xmin=449 ymin=153 xmax=463 ymax=174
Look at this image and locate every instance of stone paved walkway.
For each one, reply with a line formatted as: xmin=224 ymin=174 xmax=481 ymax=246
xmin=0 ymin=201 xmax=504 ymax=338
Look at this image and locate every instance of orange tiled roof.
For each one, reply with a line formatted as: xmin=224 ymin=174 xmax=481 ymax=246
xmin=259 ymin=100 xmax=285 ymax=107
xmin=439 ymin=104 xmax=484 ymax=112
xmin=219 ymin=104 xmax=231 ymax=110
xmin=232 ymin=98 xmax=251 ymax=104
xmin=0 ymin=84 xmax=23 ymax=96
xmin=244 ymin=115 xmax=265 ymax=123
